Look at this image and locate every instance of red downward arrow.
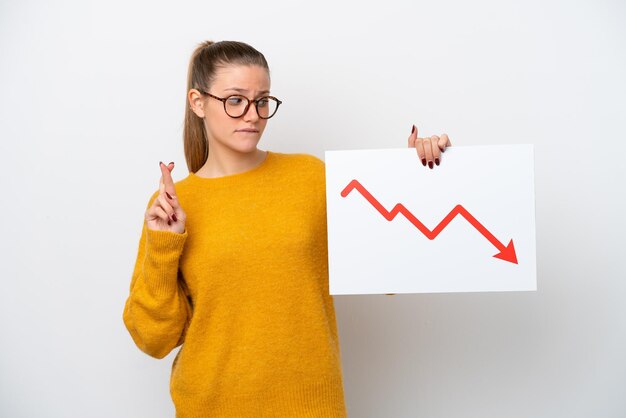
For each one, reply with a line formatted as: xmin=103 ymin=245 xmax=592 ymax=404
xmin=340 ymin=179 xmax=518 ymax=264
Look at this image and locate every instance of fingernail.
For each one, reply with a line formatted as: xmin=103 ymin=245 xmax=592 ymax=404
xmin=411 ymin=125 xmax=415 ymax=134
xmin=167 ymin=219 xmax=171 ymax=226
xmin=159 ymin=161 xmax=163 ymax=167
xmin=166 ymin=191 xmax=172 ymax=199
xmin=435 ymin=158 xmax=440 ymax=166
xmin=169 ymin=161 xmax=174 ymax=165
xmin=172 ymin=213 xmax=178 ymax=222
xmin=421 ymin=158 xmax=426 ymax=166
xmin=428 ymin=161 xmax=434 ymax=169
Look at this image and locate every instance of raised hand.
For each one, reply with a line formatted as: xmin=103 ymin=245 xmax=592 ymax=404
xmin=145 ymin=161 xmax=187 ymax=234
xmin=408 ymin=125 xmax=452 ymax=169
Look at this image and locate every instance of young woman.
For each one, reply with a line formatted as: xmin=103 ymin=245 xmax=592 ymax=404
xmin=123 ymin=40 xmax=451 ymax=417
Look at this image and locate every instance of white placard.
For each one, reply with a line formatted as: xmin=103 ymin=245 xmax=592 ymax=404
xmin=325 ymin=145 xmax=536 ymax=295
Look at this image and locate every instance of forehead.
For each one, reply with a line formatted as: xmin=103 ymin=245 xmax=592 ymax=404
xmin=212 ymin=64 xmax=270 ymax=93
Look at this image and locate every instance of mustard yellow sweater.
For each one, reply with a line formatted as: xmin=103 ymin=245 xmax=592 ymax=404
xmin=123 ymin=151 xmax=347 ymax=417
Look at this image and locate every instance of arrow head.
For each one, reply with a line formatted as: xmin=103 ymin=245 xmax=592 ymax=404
xmin=493 ymin=239 xmax=518 ymax=264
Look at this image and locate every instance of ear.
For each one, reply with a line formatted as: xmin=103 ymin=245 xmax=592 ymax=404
xmin=188 ymin=88 xmax=206 ymax=118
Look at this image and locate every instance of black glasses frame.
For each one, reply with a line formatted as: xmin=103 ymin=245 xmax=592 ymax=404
xmin=200 ymin=91 xmax=283 ymax=119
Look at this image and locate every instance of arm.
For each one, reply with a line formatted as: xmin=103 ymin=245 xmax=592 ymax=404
xmin=122 ymin=194 xmax=192 ymax=359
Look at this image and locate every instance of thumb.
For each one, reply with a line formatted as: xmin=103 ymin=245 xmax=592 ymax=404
xmin=408 ymin=124 xmax=418 ymax=148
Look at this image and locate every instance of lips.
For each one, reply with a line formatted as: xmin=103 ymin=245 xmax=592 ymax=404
xmin=237 ymin=129 xmax=259 ymax=133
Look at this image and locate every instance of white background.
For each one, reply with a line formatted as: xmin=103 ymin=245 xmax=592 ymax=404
xmin=1 ymin=0 xmax=625 ymax=417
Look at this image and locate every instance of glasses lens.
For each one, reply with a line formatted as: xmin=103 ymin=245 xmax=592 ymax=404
xmin=256 ymin=97 xmax=279 ymax=119
xmin=224 ymin=95 xmax=249 ymax=117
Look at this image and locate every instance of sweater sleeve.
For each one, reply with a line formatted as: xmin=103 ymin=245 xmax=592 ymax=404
xmin=122 ymin=193 xmax=192 ymax=359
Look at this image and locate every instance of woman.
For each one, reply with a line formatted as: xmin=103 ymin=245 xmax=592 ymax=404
xmin=122 ymin=40 xmax=451 ymax=418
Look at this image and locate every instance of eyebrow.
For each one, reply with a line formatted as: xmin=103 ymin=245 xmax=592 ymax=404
xmin=224 ymin=87 xmax=270 ymax=95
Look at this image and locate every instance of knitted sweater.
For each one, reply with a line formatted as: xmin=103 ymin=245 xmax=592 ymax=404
xmin=122 ymin=151 xmax=347 ymax=418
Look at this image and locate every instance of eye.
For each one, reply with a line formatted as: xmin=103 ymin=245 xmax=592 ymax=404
xmin=227 ymin=96 xmax=245 ymax=106
xmin=257 ymin=98 xmax=269 ymax=107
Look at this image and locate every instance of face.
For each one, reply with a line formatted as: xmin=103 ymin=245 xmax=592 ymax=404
xmin=189 ymin=64 xmax=271 ymax=156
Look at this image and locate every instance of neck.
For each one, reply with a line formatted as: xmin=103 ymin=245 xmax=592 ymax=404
xmin=196 ymin=142 xmax=267 ymax=179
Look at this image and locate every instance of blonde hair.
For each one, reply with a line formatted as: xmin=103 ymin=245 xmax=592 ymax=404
xmin=183 ymin=40 xmax=270 ymax=173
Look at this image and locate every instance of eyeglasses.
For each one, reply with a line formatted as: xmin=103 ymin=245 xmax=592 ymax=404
xmin=200 ymin=91 xmax=282 ymax=119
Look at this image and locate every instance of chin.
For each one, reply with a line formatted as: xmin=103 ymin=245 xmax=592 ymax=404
xmin=212 ymin=133 xmax=261 ymax=154
xmin=231 ymin=141 xmax=261 ymax=154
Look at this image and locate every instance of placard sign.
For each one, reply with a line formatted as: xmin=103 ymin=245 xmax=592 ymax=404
xmin=325 ymin=145 xmax=536 ymax=295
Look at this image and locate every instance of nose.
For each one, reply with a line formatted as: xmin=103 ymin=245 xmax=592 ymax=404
xmin=243 ymin=101 xmax=259 ymax=122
